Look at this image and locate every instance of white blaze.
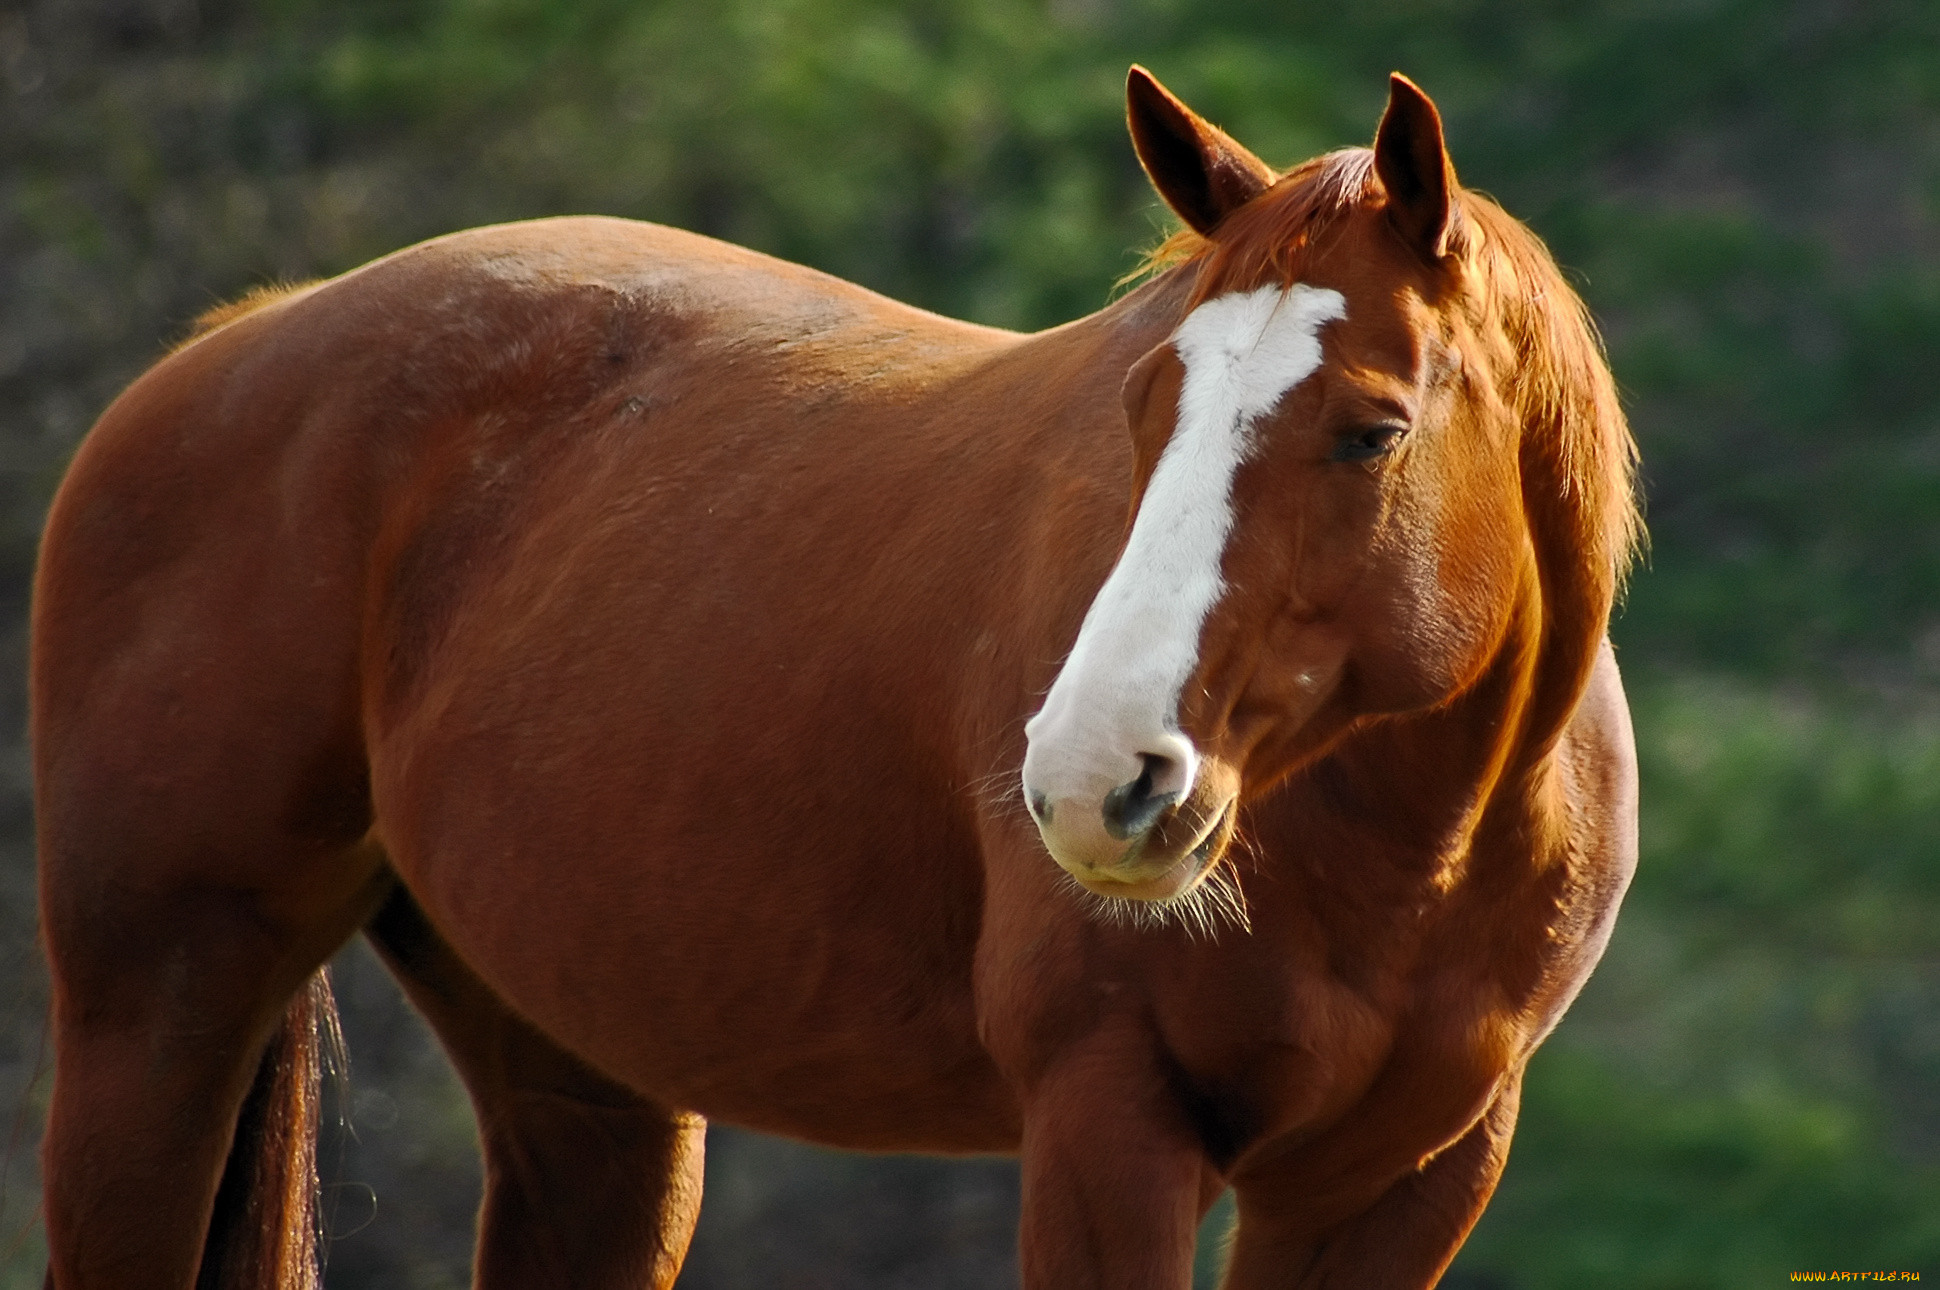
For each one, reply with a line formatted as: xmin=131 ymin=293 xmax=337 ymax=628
xmin=1024 ymin=283 xmax=1347 ymax=819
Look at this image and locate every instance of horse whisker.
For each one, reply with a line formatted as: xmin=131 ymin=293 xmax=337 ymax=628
xmin=1057 ymin=843 xmax=1252 ymax=942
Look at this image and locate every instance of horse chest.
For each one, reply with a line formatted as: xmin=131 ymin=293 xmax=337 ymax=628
xmin=1149 ymin=945 xmax=1539 ymax=1180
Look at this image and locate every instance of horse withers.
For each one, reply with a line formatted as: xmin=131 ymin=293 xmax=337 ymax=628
xmin=33 ymin=67 xmax=1639 ymax=1288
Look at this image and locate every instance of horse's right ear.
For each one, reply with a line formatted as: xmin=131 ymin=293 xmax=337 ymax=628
xmin=1127 ymin=66 xmax=1276 ymax=236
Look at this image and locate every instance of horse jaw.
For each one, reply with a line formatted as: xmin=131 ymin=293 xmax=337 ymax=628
xmin=1022 ymin=283 xmax=1346 ymax=901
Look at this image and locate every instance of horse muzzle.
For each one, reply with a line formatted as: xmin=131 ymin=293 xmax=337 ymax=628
xmin=1023 ymin=751 xmax=1240 ymax=902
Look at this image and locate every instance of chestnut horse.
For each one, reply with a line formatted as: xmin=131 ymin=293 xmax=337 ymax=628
xmin=34 ymin=68 xmax=1639 ymax=1288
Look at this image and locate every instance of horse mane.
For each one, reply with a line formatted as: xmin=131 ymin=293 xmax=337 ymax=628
xmin=1133 ymin=149 xmax=1382 ymax=305
xmin=1139 ymin=148 xmax=1643 ymax=609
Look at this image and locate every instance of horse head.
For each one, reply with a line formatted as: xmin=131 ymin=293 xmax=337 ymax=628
xmin=1022 ymin=68 xmax=1638 ymax=908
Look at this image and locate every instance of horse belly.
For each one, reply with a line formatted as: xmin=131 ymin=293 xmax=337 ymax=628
xmin=370 ymin=524 xmax=1020 ymax=1152
xmin=384 ymin=776 xmax=1019 ymax=1151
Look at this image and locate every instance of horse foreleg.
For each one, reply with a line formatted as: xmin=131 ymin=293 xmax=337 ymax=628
xmin=1219 ymin=1072 xmax=1523 ymax=1289
xmin=1015 ymin=1024 xmax=1222 ymax=1290
xmin=364 ymin=887 xmax=705 ymax=1290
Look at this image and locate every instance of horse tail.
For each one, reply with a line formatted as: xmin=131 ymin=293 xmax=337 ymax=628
xmin=195 ymin=970 xmax=342 ymax=1290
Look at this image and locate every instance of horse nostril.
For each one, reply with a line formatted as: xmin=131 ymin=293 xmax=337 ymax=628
xmin=1100 ymin=752 xmax=1182 ymax=840
xmin=1028 ymin=791 xmax=1051 ymax=824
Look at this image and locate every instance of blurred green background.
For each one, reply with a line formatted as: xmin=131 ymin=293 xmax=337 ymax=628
xmin=3 ymin=0 xmax=1938 ymax=1285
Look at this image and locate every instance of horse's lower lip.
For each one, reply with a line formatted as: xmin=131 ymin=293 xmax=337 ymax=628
xmin=1072 ymin=797 xmax=1235 ymax=902
xmin=1071 ymin=859 xmax=1197 ymax=902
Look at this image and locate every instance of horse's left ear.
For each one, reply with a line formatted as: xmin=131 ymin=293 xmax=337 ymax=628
xmin=1127 ymin=65 xmax=1277 ymax=236
xmin=1373 ymin=73 xmax=1463 ymax=262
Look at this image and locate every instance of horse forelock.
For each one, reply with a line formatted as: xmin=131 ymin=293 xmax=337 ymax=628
xmin=1134 ymin=149 xmax=1380 ymax=305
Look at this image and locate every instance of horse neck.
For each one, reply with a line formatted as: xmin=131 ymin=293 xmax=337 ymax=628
xmin=972 ymin=266 xmax=1198 ymax=598
xmin=933 ymin=270 xmax=1198 ymax=770
xmin=1307 ymin=558 xmax=1599 ymax=887
xmin=1014 ymin=269 xmax=1197 ymax=402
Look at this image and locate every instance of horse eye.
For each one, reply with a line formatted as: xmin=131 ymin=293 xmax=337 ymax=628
xmin=1329 ymin=424 xmax=1406 ymax=463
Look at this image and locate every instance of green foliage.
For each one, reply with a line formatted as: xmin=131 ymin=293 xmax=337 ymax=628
xmin=1456 ymin=680 xmax=1940 ymax=1286
xmin=1465 ymin=1044 xmax=1940 ymax=1287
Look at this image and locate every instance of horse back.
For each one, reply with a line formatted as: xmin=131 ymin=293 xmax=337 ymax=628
xmin=39 ymin=214 xmax=1035 ymax=764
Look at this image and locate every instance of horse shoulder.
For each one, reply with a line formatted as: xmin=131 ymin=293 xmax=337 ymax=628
xmin=1515 ymin=637 xmax=1639 ymax=1045
xmin=1564 ymin=638 xmax=1639 ymax=889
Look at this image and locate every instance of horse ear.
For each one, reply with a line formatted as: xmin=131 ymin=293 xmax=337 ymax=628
xmin=1127 ymin=65 xmax=1276 ymax=236
xmin=1373 ymin=72 xmax=1462 ymax=262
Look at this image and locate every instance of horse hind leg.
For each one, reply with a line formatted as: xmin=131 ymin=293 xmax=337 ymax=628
xmin=364 ymin=887 xmax=706 ymax=1289
xmin=36 ymin=829 xmax=389 ymax=1290
xmin=34 ymin=298 xmax=401 ymax=1286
